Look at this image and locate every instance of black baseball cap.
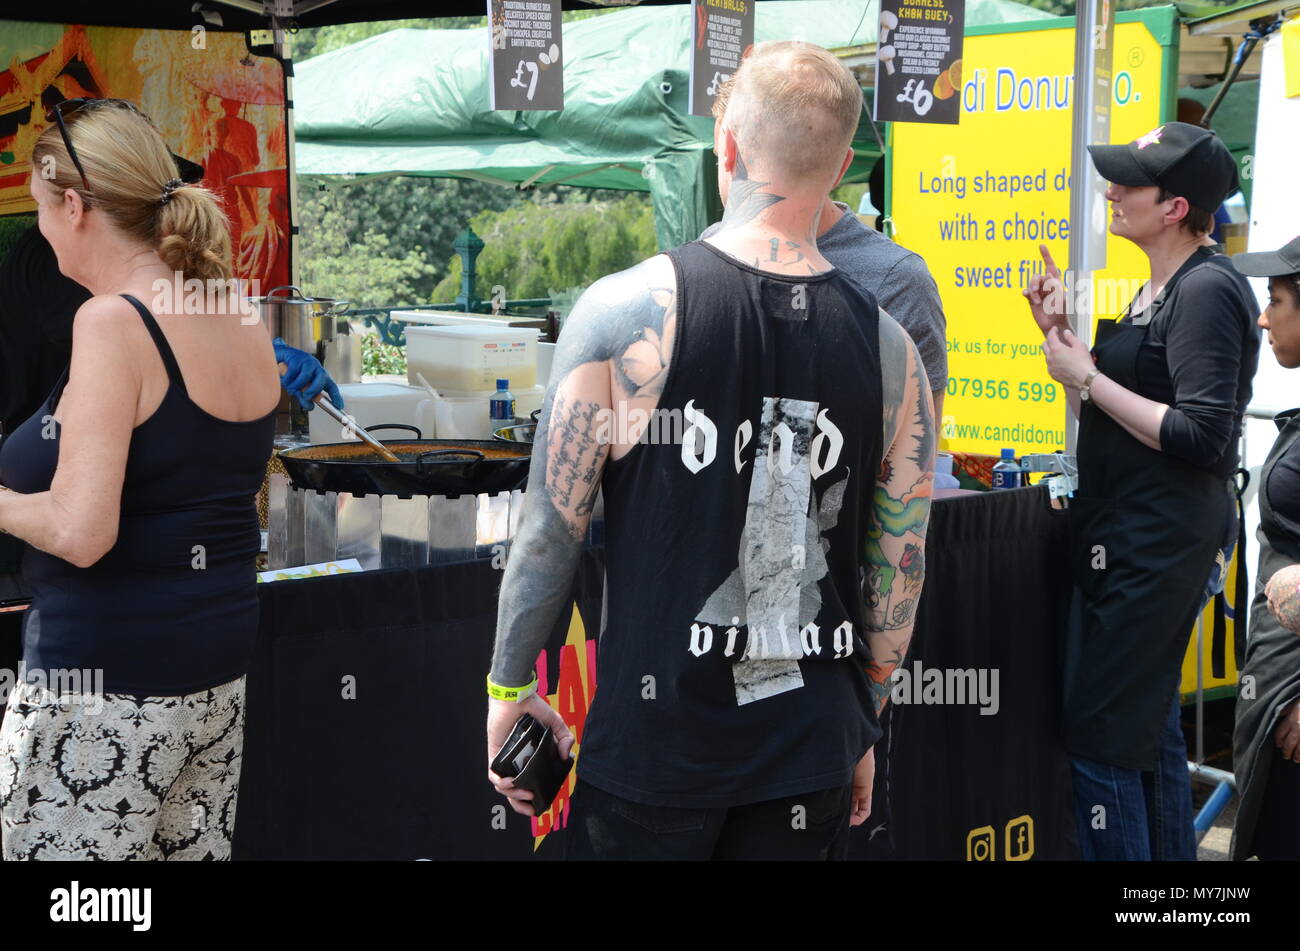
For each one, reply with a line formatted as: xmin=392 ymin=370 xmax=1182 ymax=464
xmin=1087 ymin=121 xmax=1238 ymax=214
xmin=1233 ymin=236 xmax=1300 ymax=278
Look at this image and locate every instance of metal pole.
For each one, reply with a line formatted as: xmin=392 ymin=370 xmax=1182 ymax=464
xmin=1066 ymin=0 xmax=1113 ymax=451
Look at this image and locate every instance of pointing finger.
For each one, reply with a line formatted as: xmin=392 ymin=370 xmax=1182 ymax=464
xmin=1039 ymin=243 xmax=1061 ymax=279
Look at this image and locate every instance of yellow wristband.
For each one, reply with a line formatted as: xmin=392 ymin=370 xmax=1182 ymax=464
xmin=487 ymin=673 xmax=538 ymax=702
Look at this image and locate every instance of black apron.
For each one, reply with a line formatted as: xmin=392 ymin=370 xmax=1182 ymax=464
xmin=1062 ymin=250 xmax=1235 ymax=770
xmin=1230 ymin=410 xmax=1300 ymax=859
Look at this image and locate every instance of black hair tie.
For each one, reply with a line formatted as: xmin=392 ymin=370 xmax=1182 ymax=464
xmin=159 ymin=178 xmax=183 ymax=206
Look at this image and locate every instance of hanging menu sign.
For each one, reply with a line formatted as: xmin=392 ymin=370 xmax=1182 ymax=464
xmin=488 ymin=0 xmax=563 ymax=111
xmin=689 ymin=0 xmax=756 ymax=117
xmin=874 ymin=0 xmax=965 ymax=125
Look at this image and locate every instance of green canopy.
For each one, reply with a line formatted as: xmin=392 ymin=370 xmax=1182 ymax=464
xmin=295 ymin=0 xmax=1053 ymax=248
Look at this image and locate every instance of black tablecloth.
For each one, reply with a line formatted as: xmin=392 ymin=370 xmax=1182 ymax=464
xmin=853 ymin=485 xmax=1078 ymax=859
xmin=233 ymin=551 xmax=606 ymax=860
xmin=0 ymin=485 xmax=1077 ymax=860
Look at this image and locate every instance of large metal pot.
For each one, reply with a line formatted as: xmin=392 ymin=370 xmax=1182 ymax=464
xmin=248 ymin=285 xmax=350 ymax=352
xmin=278 ymin=424 xmax=531 ymax=497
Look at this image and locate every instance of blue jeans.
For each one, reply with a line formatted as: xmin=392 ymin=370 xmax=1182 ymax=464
xmin=1069 ymin=693 xmax=1196 ymax=860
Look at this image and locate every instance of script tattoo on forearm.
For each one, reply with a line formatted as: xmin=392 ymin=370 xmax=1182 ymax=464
xmin=863 ymin=326 xmax=935 ymax=716
xmin=490 ymin=259 xmax=677 ymax=687
xmin=546 ymin=392 xmax=603 ymax=523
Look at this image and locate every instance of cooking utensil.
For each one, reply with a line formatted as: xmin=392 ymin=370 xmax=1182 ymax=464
xmin=277 ymin=424 xmax=532 ymax=497
xmin=313 ymin=393 xmax=400 ymax=462
xmin=492 ymin=422 xmax=536 ymax=444
xmin=248 ymin=285 xmax=350 ymax=351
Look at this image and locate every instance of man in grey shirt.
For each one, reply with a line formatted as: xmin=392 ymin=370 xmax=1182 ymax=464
xmin=701 ymin=201 xmax=948 ymax=421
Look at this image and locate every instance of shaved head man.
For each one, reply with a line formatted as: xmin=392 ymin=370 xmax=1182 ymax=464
xmin=705 ymin=44 xmax=949 ymax=427
xmin=486 ymin=41 xmax=934 ymax=861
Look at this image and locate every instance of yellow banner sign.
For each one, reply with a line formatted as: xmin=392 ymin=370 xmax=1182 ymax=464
xmin=891 ymin=13 xmax=1172 ymax=455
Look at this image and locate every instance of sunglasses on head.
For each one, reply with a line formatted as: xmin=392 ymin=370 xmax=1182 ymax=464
xmin=43 ymin=98 xmax=149 ymax=195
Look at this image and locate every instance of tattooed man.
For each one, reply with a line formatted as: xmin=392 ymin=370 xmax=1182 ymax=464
xmin=486 ymin=41 xmax=934 ymax=860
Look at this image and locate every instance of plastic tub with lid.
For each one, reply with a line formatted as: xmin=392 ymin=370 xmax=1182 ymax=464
xmin=405 ymin=325 xmax=540 ymax=393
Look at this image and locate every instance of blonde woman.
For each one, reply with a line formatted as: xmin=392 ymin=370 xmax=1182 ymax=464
xmin=0 ymin=99 xmax=279 ymax=860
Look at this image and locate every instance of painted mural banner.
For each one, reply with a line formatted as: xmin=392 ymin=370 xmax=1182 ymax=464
xmin=0 ymin=19 xmax=290 ymax=289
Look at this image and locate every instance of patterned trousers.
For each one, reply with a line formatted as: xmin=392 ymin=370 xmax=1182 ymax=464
xmin=0 ymin=675 xmax=246 ymax=860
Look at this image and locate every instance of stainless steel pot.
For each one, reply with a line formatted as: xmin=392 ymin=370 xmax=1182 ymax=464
xmin=248 ymin=285 xmax=350 ymax=352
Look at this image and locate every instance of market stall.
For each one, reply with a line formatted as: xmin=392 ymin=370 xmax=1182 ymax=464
xmin=3 ymin=0 xmax=1289 ymax=864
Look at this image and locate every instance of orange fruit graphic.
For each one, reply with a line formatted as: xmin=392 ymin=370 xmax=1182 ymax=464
xmin=934 ymin=70 xmax=954 ymax=99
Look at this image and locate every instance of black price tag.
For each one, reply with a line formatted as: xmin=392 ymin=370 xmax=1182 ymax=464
xmin=874 ymin=0 xmax=966 ymax=126
xmin=488 ymin=0 xmax=563 ymax=111
xmin=689 ymin=0 xmax=756 ymax=118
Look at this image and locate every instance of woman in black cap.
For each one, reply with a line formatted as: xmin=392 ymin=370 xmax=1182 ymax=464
xmin=1023 ymin=121 xmax=1261 ymax=860
xmin=1227 ymin=236 xmax=1300 ymax=860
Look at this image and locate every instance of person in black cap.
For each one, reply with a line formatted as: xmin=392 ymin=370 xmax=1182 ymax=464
xmin=1227 ymin=236 xmax=1300 ymax=860
xmin=1023 ymin=121 xmax=1261 ymax=860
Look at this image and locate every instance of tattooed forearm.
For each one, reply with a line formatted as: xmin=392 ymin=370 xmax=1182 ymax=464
xmin=863 ymin=331 xmax=935 ymax=716
xmin=546 ymin=392 xmax=603 ymax=525
xmin=866 ymin=648 xmax=905 ymax=718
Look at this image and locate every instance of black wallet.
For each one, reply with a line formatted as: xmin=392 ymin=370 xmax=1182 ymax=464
xmin=490 ymin=714 xmax=574 ymax=814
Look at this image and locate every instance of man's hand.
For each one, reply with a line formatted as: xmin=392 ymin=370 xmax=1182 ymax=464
xmin=1274 ymin=700 xmax=1300 ymax=763
xmin=1022 ymin=243 xmax=1068 ymax=336
xmin=849 ymin=747 xmax=875 ymax=826
xmin=486 ymin=693 xmax=575 ymax=817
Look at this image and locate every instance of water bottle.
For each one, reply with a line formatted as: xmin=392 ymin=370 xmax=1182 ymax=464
xmin=991 ymin=448 xmax=1021 ymax=490
xmin=489 ymin=379 xmax=515 ymax=433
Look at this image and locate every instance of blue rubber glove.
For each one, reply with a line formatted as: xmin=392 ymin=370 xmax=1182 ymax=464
xmin=272 ymin=337 xmax=344 ymax=412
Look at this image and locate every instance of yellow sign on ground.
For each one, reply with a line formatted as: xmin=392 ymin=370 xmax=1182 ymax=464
xmin=890 ymin=11 xmax=1174 ymax=456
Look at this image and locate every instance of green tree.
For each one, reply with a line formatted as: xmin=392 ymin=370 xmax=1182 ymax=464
xmin=296 ymin=192 xmax=437 ymax=310
xmin=432 ymin=195 xmax=658 ymax=305
xmin=291 ymin=8 xmax=653 ymax=310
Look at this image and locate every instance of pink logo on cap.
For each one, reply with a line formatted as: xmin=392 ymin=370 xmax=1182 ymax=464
xmin=1136 ymin=127 xmax=1164 ymax=150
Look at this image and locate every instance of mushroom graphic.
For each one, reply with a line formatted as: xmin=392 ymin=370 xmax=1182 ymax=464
xmin=878 ymin=45 xmax=897 ymax=75
xmin=879 ymin=10 xmax=898 ymax=45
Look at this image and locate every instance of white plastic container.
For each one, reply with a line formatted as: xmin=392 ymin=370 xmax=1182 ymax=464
xmin=536 ymin=342 xmax=556 ymax=388
xmin=413 ymin=383 xmax=545 ymax=440
xmin=405 ymin=325 xmax=540 ymax=393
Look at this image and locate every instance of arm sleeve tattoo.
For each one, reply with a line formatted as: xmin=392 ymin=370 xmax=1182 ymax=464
xmin=864 ymin=316 xmax=936 ymax=716
xmin=489 ymin=256 xmax=678 ymax=686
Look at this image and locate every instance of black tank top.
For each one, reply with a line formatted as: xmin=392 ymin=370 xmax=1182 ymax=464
xmin=0 ymin=294 xmax=275 ymax=695
xmin=576 ymin=240 xmax=885 ymax=808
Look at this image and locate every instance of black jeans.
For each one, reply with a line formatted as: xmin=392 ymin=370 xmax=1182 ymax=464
xmin=1255 ymin=751 xmax=1300 ymax=860
xmin=563 ymin=778 xmax=854 ymax=861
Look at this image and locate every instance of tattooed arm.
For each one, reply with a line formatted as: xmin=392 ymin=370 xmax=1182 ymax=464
xmin=486 ymin=254 xmax=677 ymax=813
xmin=863 ymin=314 xmax=936 ymax=717
xmin=491 ymin=252 xmax=677 ymax=686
